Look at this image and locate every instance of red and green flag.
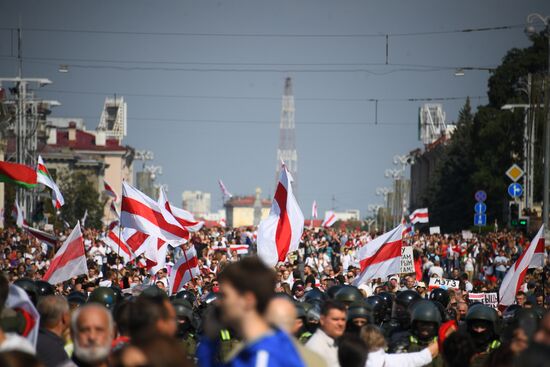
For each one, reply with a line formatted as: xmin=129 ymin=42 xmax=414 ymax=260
xmin=0 ymin=161 xmax=37 ymax=189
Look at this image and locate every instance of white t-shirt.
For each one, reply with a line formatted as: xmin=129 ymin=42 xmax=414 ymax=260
xmin=428 ymin=266 xmax=444 ymax=278
xmin=494 ymin=256 xmax=509 ymax=272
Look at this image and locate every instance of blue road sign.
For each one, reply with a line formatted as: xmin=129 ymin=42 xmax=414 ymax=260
xmin=508 ymin=183 xmax=523 ymax=198
xmin=474 ymin=202 xmax=487 ymax=213
xmin=474 ymin=214 xmax=487 ymax=226
xmin=475 ymin=190 xmax=487 ymax=202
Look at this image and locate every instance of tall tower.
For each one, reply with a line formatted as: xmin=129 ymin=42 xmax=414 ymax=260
xmin=276 ymin=77 xmax=297 ymax=192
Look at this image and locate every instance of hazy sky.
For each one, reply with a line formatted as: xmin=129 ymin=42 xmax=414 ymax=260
xmin=1 ymin=0 xmax=549 ymax=217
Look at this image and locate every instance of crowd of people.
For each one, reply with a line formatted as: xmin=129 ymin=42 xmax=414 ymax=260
xmin=0 ymin=223 xmax=549 ymax=367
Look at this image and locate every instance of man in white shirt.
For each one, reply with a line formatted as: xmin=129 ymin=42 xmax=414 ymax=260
xmin=494 ymin=250 xmax=509 ymax=281
xmin=306 ymin=300 xmax=347 ymax=367
xmin=428 ymin=260 xmax=444 ymax=278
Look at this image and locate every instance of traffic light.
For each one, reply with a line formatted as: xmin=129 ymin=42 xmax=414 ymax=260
xmin=509 ymin=202 xmax=519 ymax=227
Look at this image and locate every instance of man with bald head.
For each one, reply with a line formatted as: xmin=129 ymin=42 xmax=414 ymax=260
xmin=266 ymin=296 xmax=327 ymax=367
xmin=67 ymin=303 xmax=114 ymax=367
xmin=37 ymin=296 xmax=71 ymax=367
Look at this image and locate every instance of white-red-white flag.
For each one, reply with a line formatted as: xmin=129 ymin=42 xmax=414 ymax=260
xmin=110 ymin=201 xmax=120 ymax=218
xmin=230 ymin=244 xmax=249 ymax=255
xmin=24 ymin=225 xmax=58 ymax=248
xmin=37 ymin=155 xmax=65 ymax=209
xmin=43 ymin=222 xmax=88 ymax=284
xmin=311 ymin=200 xmax=318 ymax=219
xmin=353 ymin=224 xmax=403 ymax=286
xmin=218 ymin=179 xmax=233 ymax=200
xmin=499 ymin=225 xmax=546 ymax=306
xmin=102 ymin=226 xmax=149 ymax=263
xmin=409 ymin=208 xmax=429 ymax=224
xmin=257 ymin=164 xmax=304 ymax=266
xmin=401 ymin=216 xmax=413 ymax=238
xmin=121 ymin=182 xmax=189 ymax=242
xmin=322 ymin=211 xmax=337 ymax=228
xmin=103 ymin=180 xmax=118 ymax=202
xmin=7 ymin=284 xmax=40 ymax=347
xmin=12 ymin=201 xmax=26 ymax=227
xmin=168 ymin=246 xmax=199 ymax=296
xmin=218 ymin=218 xmax=226 ymax=227
xmin=144 ymin=238 xmax=169 ymax=275
xmin=158 ymin=188 xmax=204 ymax=232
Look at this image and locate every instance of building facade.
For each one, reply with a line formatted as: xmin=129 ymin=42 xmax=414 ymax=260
xmin=182 ymin=191 xmax=211 ymax=217
xmin=224 ymin=189 xmax=271 ymax=228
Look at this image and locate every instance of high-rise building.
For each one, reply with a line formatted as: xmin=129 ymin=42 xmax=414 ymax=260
xmin=182 ymin=191 xmax=211 ymax=217
xmin=276 ymin=77 xmax=297 ymax=192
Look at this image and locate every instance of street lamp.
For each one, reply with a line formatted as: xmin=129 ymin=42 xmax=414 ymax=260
xmin=525 ymin=13 xmax=550 ymax=239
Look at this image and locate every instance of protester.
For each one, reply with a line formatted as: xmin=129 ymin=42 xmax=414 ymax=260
xmin=36 ymin=296 xmax=70 ymax=367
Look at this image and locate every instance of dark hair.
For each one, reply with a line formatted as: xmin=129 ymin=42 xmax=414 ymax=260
xmin=114 ymin=299 xmax=131 ymax=336
xmin=338 ymin=334 xmax=368 ymax=367
xmin=442 ymin=331 xmax=475 ymax=367
xmin=0 ymin=351 xmax=43 ymax=367
xmin=128 ymin=296 xmax=171 ymax=342
xmin=0 ymin=273 xmax=8 ymax=315
xmin=218 ymin=257 xmax=276 ymax=314
xmin=321 ymin=299 xmax=346 ymax=316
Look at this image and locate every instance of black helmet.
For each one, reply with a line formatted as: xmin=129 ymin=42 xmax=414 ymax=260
xmin=34 ymin=280 xmax=55 ymax=297
xmin=296 ymin=303 xmax=307 ymax=319
xmin=304 ymin=288 xmax=327 ymax=303
xmin=172 ymin=299 xmax=193 ymax=321
xmin=366 ymin=295 xmax=386 ymax=324
xmin=392 ymin=290 xmax=420 ymax=326
xmin=67 ymin=291 xmax=87 ymax=306
xmin=203 ymin=292 xmax=218 ymax=306
xmin=140 ymin=285 xmax=167 ymax=299
xmin=306 ymin=303 xmax=321 ymax=323
xmin=175 ymin=290 xmax=196 ymax=305
xmin=410 ymin=300 xmax=442 ymax=325
xmin=395 ymin=290 xmax=421 ymax=308
xmin=466 ymin=304 xmax=498 ymax=333
xmin=429 ymin=288 xmax=450 ymax=308
xmin=88 ymin=287 xmax=117 ymax=309
xmin=326 ymin=285 xmax=343 ymax=299
xmin=334 ymin=285 xmax=363 ymax=304
xmin=378 ymin=292 xmax=395 ymax=313
xmin=13 ymin=278 xmax=38 ymax=305
xmin=347 ymin=301 xmax=372 ymax=322
xmin=502 ymin=304 xmax=522 ymax=326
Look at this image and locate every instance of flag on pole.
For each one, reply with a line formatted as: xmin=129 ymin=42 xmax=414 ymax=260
xmin=353 ymin=224 xmax=404 ymax=286
xmin=81 ymin=210 xmax=88 ymax=228
xmin=499 ymin=225 xmax=546 ymax=306
xmin=218 ymin=179 xmax=233 ymax=200
xmin=43 ymin=222 xmax=87 ymax=284
xmin=7 ymin=284 xmax=40 ymax=347
xmin=102 ymin=226 xmax=143 ymax=263
xmin=230 ymin=244 xmax=249 ymax=255
xmin=121 ymin=182 xmax=189 ymax=242
xmin=257 ymin=163 xmax=304 ymax=266
xmin=0 ymin=161 xmax=37 ymax=189
xmin=23 ymin=225 xmax=58 ymax=248
xmin=110 ymin=201 xmax=120 ymax=218
xmin=409 ymin=208 xmax=429 ymax=224
xmin=322 ymin=211 xmax=337 ymax=228
xmin=103 ymin=180 xmax=118 ymax=201
xmin=144 ymin=238 xmax=169 ymax=275
xmin=168 ymin=246 xmax=199 ymax=296
xmin=158 ymin=188 xmax=204 ymax=232
xmin=36 ymin=156 xmax=65 ymax=209
xmin=12 ymin=201 xmax=26 ymax=227
xmin=401 ymin=216 xmax=413 ymax=238
xmin=311 ymin=200 xmax=318 ymax=219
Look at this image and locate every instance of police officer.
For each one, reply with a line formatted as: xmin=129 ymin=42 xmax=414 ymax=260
xmin=334 ymin=285 xmax=363 ymax=308
xmin=384 ymin=290 xmax=420 ymax=345
xmin=465 ymin=304 xmax=500 ymax=367
xmin=345 ymin=301 xmax=371 ymax=336
xmin=172 ymin=299 xmax=197 ymax=357
xmin=88 ymin=287 xmax=118 ymax=310
xmin=366 ymin=295 xmax=386 ymax=326
xmin=406 ymin=300 xmax=443 ymax=367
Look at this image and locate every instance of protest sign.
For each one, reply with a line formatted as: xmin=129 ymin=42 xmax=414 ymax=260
xmin=429 ymin=226 xmax=441 ymax=234
xmin=400 ymin=246 xmax=415 ymax=274
xmin=469 ymin=292 xmax=498 ymax=308
xmin=429 ymin=277 xmax=459 ymax=291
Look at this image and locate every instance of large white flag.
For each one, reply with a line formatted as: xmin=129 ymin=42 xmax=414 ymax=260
xmin=353 ymin=224 xmax=403 ymax=286
xmin=158 ymin=188 xmax=204 ymax=233
xmin=322 ymin=211 xmax=337 ymax=228
xmin=499 ymin=225 xmax=546 ymax=306
xmin=409 ymin=208 xmax=429 ymax=224
xmin=43 ymin=222 xmax=88 ymax=284
xmin=168 ymin=246 xmax=200 ymax=296
xmin=7 ymin=284 xmax=40 ymax=347
xmin=121 ymin=182 xmax=189 ymax=242
xmin=257 ymin=164 xmax=304 ymax=266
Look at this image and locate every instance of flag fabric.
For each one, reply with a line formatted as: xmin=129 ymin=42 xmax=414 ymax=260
xmin=311 ymin=200 xmax=318 ymax=219
xmin=12 ymin=201 xmax=26 ymax=227
xmin=110 ymin=201 xmax=120 ymax=218
xmin=353 ymin=224 xmax=404 ymax=286
xmin=322 ymin=211 xmax=337 ymax=228
xmin=218 ymin=179 xmax=233 ymax=200
xmin=499 ymin=225 xmax=546 ymax=306
xmin=0 ymin=161 xmax=37 ymax=189
xmin=168 ymin=246 xmax=199 ymax=296
xmin=218 ymin=218 xmax=226 ymax=227
xmin=230 ymin=244 xmax=249 ymax=255
xmin=103 ymin=180 xmax=118 ymax=201
xmin=23 ymin=225 xmax=58 ymax=248
xmin=257 ymin=164 xmax=304 ymax=266
xmin=409 ymin=208 xmax=429 ymax=224
xmin=81 ymin=210 xmax=88 ymax=228
xmin=144 ymin=238 xmax=169 ymax=275
xmin=401 ymin=216 xmax=413 ymax=238
xmin=121 ymin=182 xmax=189 ymax=242
xmin=43 ymin=222 xmax=87 ymax=284
xmin=7 ymin=284 xmax=40 ymax=347
xmin=102 ymin=226 xmax=143 ymax=263
xmin=36 ymin=156 xmax=65 ymax=209
xmin=158 ymin=188 xmax=204 ymax=233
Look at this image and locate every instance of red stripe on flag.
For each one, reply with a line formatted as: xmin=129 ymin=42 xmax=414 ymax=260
xmin=126 ymin=231 xmax=150 ymax=252
xmin=164 ymin=202 xmax=199 ymax=227
xmin=108 ymin=231 xmax=131 ymax=257
xmin=122 ymin=197 xmax=189 ymax=239
xmin=171 ymin=256 xmax=199 ymax=294
xmin=43 ymin=237 xmax=84 ymax=280
xmin=359 ymin=239 xmax=402 ymax=272
xmin=274 ymin=182 xmax=291 ymax=262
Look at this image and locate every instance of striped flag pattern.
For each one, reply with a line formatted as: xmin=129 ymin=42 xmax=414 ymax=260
xmin=43 ymin=222 xmax=87 ymax=284
xmin=37 ymin=156 xmax=65 ymax=209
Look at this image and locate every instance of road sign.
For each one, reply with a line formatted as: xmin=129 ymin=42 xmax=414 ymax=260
xmin=474 ymin=214 xmax=487 ymax=226
xmin=508 ymin=183 xmax=523 ymax=198
xmin=475 ymin=190 xmax=487 ymax=202
xmin=474 ymin=202 xmax=487 ymax=213
xmin=505 ymin=164 xmax=524 ymax=182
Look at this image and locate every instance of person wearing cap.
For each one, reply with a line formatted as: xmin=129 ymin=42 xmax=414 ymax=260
xmin=416 ymin=282 xmax=428 ymax=299
xmin=292 ymin=283 xmax=306 ymax=302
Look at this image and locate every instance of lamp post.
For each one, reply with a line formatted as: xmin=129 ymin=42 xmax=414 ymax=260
xmin=376 ymin=187 xmax=392 ymax=231
xmin=525 ymin=13 xmax=550 ymax=239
